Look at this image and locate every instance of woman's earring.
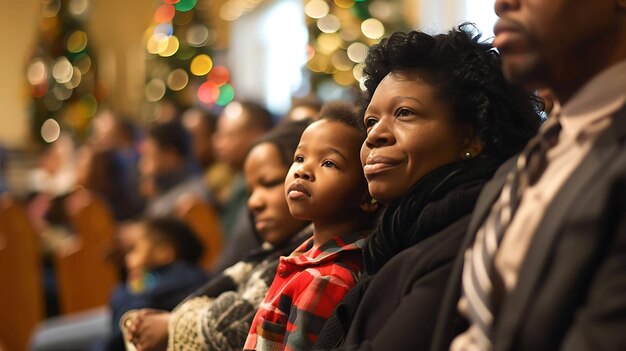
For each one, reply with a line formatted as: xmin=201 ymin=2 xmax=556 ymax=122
xmin=370 ymin=197 xmax=378 ymax=205
xmin=463 ymin=151 xmax=473 ymax=159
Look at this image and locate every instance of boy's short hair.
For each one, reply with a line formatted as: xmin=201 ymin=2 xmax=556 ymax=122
xmin=144 ymin=217 xmax=204 ymax=264
xmin=319 ymin=101 xmax=366 ymax=139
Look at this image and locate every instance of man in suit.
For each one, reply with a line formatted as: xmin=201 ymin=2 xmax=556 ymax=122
xmin=432 ymin=0 xmax=626 ymax=350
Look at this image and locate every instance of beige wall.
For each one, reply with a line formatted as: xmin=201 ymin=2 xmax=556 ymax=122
xmin=0 ymin=0 xmax=153 ymax=148
xmin=0 ymin=0 xmax=40 ymax=147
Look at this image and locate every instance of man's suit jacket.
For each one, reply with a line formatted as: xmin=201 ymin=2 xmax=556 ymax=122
xmin=432 ymin=103 xmax=626 ymax=351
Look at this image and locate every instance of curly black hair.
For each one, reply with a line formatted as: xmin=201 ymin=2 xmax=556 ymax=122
xmin=360 ymin=23 xmax=542 ymax=159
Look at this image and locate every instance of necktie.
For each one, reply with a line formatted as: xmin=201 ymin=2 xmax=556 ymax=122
xmin=461 ymin=117 xmax=562 ymax=347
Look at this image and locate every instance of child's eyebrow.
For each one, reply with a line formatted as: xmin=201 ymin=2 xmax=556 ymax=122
xmin=326 ymin=147 xmax=348 ymax=161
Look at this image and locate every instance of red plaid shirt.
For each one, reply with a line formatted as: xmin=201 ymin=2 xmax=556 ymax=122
xmin=243 ymin=232 xmax=366 ymax=351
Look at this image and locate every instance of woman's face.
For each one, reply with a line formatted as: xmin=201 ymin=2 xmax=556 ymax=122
xmin=361 ymin=71 xmax=472 ymax=204
xmin=244 ymin=143 xmax=309 ymax=245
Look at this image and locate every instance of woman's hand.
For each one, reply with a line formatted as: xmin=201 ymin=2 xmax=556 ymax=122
xmin=126 ymin=309 xmax=171 ymax=351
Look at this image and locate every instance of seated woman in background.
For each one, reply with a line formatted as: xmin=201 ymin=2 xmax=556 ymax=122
xmin=314 ymin=24 xmax=542 ymax=350
xmin=124 ymin=120 xmax=312 ymax=351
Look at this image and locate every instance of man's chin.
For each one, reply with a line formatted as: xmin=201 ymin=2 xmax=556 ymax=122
xmin=501 ymin=54 xmax=545 ymax=88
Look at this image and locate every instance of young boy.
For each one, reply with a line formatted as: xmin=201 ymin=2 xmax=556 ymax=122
xmin=104 ymin=217 xmax=207 ymax=351
xmin=243 ymin=102 xmax=378 ymax=350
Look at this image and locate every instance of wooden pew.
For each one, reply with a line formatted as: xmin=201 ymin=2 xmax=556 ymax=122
xmin=54 ymin=189 xmax=119 ymax=314
xmin=0 ymin=195 xmax=45 ymax=351
xmin=175 ymin=196 xmax=224 ymax=270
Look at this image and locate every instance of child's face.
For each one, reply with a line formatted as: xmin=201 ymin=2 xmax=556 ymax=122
xmin=244 ymin=142 xmax=309 ymax=245
xmin=125 ymin=228 xmax=154 ymax=273
xmin=285 ymin=120 xmax=368 ymax=224
xmin=124 ymin=227 xmax=172 ymax=273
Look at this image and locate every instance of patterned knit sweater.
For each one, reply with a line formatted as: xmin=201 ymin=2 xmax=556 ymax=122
xmin=167 ymin=226 xmax=312 ymax=351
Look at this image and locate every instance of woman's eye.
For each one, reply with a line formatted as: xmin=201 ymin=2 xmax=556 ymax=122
xmin=294 ymin=155 xmax=304 ymax=163
xmin=396 ymin=108 xmax=413 ymax=117
xmin=322 ymin=160 xmax=336 ymax=168
xmin=364 ymin=117 xmax=378 ymax=128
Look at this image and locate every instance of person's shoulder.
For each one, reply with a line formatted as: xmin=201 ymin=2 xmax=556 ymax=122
xmin=385 ymin=215 xmax=469 ymax=276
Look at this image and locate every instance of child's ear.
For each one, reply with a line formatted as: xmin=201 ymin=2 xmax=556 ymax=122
xmin=359 ymin=195 xmax=379 ymax=213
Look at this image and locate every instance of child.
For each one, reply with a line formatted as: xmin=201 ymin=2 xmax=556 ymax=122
xmin=103 ymin=217 xmax=207 ymax=351
xmin=243 ymin=102 xmax=378 ymax=350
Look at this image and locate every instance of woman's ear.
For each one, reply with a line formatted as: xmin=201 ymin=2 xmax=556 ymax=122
xmin=460 ymin=126 xmax=484 ymax=159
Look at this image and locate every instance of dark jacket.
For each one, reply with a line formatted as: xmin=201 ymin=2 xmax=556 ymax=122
xmin=431 ymin=104 xmax=626 ymax=351
xmin=315 ymin=157 xmax=501 ymax=350
xmin=105 ymin=262 xmax=207 ymax=351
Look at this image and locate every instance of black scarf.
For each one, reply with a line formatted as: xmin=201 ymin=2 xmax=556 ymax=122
xmin=363 ymin=155 xmax=501 ymax=275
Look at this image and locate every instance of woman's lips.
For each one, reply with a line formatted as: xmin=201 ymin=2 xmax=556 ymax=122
xmin=287 ymin=182 xmax=311 ymax=200
xmin=363 ymin=155 xmax=401 ymax=176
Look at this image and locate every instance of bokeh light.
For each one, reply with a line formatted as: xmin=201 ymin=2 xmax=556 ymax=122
xmin=331 ymin=50 xmax=353 ymax=71
xmin=316 ymin=33 xmax=342 ymax=55
xmin=361 ymin=18 xmax=385 ymax=39
xmin=317 ymin=14 xmax=341 ymax=33
xmin=216 ymin=83 xmax=235 ymax=106
xmin=197 ymin=81 xmax=219 ymax=104
xmin=167 ymin=69 xmax=189 ymax=91
xmin=347 ymin=42 xmax=368 ymax=63
xmin=53 ymin=84 xmax=72 ymax=101
xmin=155 ymin=23 xmax=174 ymax=36
xmin=41 ymin=118 xmax=61 ymax=143
xmin=333 ymin=0 xmax=355 ymax=9
xmin=43 ymin=0 xmax=61 ymax=18
xmin=66 ymin=66 xmax=82 ymax=88
xmin=75 ymin=54 xmax=91 ymax=74
xmin=67 ymin=30 xmax=88 ymax=53
xmin=207 ymin=66 xmax=229 ymax=86
xmin=154 ymin=4 xmax=176 ymax=24
xmin=190 ymin=54 xmax=213 ymax=76
xmin=186 ymin=24 xmax=209 ymax=47
xmin=68 ymin=0 xmax=89 ymax=16
xmin=147 ymin=33 xmax=169 ymax=54
xmin=219 ymin=2 xmax=241 ymax=21
xmin=368 ymin=1 xmax=393 ymax=22
xmin=158 ymin=35 xmax=180 ymax=57
xmin=146 ymin=79 xmax=166 ymax=102
xmin=27 ymin=59 xmax=48 ymax=86
xmin=81 ymin=94 xmax=98 ymax=117
xmin=305 ymin=0 xmax=330 ymax=19
xmin=333 ymin=70 xmax=354 ymax=86
xmin=52 ymin=57 xmax=73 ymax=84
xmin=175 ymin=0 xmax=197 ymax=12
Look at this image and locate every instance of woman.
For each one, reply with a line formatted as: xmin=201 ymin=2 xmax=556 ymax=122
xmin=124 ymin=120 xmax=312 ymax=351
xmin=314 ymin=24 xmax=541 ymax=350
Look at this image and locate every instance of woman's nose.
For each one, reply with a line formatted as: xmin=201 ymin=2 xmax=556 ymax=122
xmin=247 ymin=191 xmax=265 ymax=213
xmin=364 ymin=118 xmax=395 ymax=149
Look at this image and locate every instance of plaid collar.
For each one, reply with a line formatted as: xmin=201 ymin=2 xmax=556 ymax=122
xmin=282 ymin=230 xmax=368 ymax=268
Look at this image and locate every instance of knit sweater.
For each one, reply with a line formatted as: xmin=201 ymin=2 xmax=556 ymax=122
xmin=166 ymin=226 xmax=312 ymax=351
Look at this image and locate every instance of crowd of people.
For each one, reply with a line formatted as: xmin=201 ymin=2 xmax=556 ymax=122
xmin=11 ymin=0 xmax=626 ymax=350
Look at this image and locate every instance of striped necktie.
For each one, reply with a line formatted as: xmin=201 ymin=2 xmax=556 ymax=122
xmin=461 ymin=117 xmax=562 ymax=347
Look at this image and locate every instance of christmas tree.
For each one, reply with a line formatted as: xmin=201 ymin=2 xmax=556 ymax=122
xmin=26 ymin=0 xmax=103 ymax=145
xmin=304 ymin=0 xmax=410 ymax=95
xmin=143 ymin=0 xmax=235 ymax=118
